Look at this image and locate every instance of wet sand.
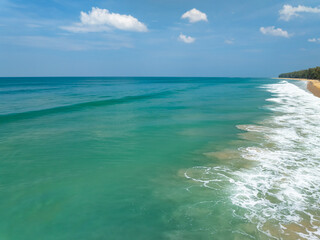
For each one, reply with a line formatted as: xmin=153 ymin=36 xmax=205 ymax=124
xmin=307 ymin=80 xmax=320 ymax=98
xmin=275 ymin=78 xmax=320 ymax=98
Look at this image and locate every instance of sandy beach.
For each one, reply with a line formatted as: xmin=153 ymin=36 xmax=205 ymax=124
xmin=275 ymin=78 xmax=320 ymax=98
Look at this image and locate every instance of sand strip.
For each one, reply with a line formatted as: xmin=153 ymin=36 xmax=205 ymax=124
xmin=274 ymin=78 xmax=320 ymax=98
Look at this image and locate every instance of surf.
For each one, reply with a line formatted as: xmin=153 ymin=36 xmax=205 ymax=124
xmin=185 ymin=81 xmax=320 ymax=239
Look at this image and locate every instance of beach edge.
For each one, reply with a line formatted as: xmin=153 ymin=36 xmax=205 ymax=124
xmin=274 ymin=78 xmax=320 ymax=98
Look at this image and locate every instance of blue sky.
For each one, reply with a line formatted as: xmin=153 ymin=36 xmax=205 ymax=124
xmin=0 ymin=0 xmax=319 ymax=77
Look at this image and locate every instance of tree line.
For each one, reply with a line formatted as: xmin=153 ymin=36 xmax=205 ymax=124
xmin=279 ymin=66 xmax=320 ymax=80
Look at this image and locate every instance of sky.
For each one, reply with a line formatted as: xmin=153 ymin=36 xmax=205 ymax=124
xmin=0 ymin=0 xmax=320 ymax=77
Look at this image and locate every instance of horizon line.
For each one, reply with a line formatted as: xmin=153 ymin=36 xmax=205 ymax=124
xmin=0 ymin=75 xmax=273 ymax=78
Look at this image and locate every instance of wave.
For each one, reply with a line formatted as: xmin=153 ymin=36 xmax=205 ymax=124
xmin=0 ymin=87 xmax=60 ymax=94
xmin=185 ymin=81 xmax=320 ymax=239
xmin=0 ymin=90 xmax=175 ymax=123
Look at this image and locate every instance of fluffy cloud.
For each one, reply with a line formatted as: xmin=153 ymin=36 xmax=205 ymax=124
xmin=260 ymin=26 xmax=289 ymax=38
xmin=181 ymin=8 xmax=208 ymax=23
xmin=61 ymin=7 xmax=148 ymax=33
xmin=279 ymin=5 xmax=320 ymax=21
xmin=178 ymin=33 xmax=195 ymax=43
xmin=308 ymin=38 xmax=320 ymax=43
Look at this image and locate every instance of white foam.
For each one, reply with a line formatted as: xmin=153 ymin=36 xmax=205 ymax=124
xmin=234 ymin=81 xmax=320 ymax=239
xmin=236 ymin=124 xmax=271 ymax=133
xmin=185 ymin=81 xmax=320 ymax=239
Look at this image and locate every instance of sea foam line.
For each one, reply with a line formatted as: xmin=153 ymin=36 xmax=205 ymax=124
xmin=185 ymin=81 xmax=320 ymax=239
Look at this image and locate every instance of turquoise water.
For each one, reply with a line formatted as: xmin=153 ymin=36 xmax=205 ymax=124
xmin=1 ymin=77 xmax=319 ymax=239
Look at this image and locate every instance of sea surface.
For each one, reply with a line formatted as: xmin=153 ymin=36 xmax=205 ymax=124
xmin=0 ymin=77 xmax=319 ymax=240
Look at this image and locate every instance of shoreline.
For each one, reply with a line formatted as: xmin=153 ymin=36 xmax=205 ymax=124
xmin=274 ymin=77 xmax=320 ymax=98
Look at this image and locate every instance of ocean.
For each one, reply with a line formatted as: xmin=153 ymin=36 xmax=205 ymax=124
xmin=0 ymin=77 xmax=319 ymax=239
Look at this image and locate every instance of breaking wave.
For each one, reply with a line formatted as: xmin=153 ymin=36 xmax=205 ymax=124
xmin=185 ymin=81 xmax=320 ymax=239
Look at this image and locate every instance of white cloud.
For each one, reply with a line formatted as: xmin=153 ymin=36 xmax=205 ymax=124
xmin=61 ymin=24 xmax=110 ymax=33
xmin=181 ymin=8 xmax=208 ymax=23
xmin=308 ymin=38 xmax=320 ymax=43
xmin=178 ymin=33 xmax=195 ymax=44
xmin=260 ymin=26 xmax=290 ymax=38
xmin=225 ymin=39 xmax=234 ymax=45
xmin=279 ymin=5 xmax=320 ymax=21
xmin=61 ymin=7 xmax=148 ymax=33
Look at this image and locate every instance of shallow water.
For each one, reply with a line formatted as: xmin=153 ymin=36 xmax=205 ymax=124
xmin=0 ymin=77 xmax=318 ymax=239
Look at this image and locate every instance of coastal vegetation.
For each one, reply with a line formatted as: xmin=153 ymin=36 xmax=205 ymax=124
xmin=279 ymin=66 xmax=320 ymax=80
